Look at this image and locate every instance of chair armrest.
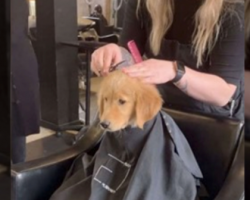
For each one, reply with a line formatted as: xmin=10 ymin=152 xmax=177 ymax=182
xmin=0 ymin=164 xmax=11 ymax=200
xmin=214 ymin=130 xmax=244 ymax=200
xmin=12 ymin=124 xmax=104 ymax=200
xmin=98 ymin=35 xmax=119 ymax=44
xmin=60 ymin=41 xmax=107 ymax=51
xmin=11 ymin=148 xmax=78 ymax=200
xmin=83 ymin=16 xmax=100 ymax=21
xmin=245 ymin=139 xmax=250 ymax=200
xmin=98 ymin=34 xmax=117 ymax=39
xmin=114 ymin=27 xmax=123 ymax=33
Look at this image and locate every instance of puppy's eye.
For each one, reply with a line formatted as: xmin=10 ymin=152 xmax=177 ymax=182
xmin=118 ymin=99 xmax=126 ymax=105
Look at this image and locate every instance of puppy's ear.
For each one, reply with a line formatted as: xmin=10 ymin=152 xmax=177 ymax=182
xmin=97 ymin=88 xmax=104 ymax=117
xmin=135 ymin=84 xmax=163 ymax=129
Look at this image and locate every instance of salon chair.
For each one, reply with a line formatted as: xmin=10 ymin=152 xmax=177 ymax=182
xmin=11 ymin=108 xmax=244 ymax=200
xmin=245 ymin=118 xmax=250 ymax=198
xmin=0 ymin=154 xmax=11 ymax=200
xmin=0 ymin=164 xmax=10 ymax=199
xmin=245 ymin=140 xmax=250 ymax=199
xmin=83 ymin=17 xmax=119 ymax=43
xmin=113 ymin=27 xmax=123 ymax=34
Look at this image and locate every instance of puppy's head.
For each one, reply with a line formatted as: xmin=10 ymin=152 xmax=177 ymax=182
xmin=97 ymin=70 xmax=163 ymax=132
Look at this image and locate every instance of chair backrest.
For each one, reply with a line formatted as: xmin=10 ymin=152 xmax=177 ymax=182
xmin=99 ymin=35 xmax=119 ymax=44
xmin=90 ymin=17 xmax=101 ymax=35
xmin=163 ymin=108 xmax=243 ymax=199
xmin=84 ymin=17 xmax=114 ymax=36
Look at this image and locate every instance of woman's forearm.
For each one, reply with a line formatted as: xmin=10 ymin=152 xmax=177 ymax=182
xmin=174 ymin=67 xmax=237 ymax=107
xmin=245 ymin=71 xmax=250 ymax=117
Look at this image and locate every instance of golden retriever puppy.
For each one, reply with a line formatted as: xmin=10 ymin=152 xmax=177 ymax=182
xmin=97 ymin=70 xmax=163 ymax=132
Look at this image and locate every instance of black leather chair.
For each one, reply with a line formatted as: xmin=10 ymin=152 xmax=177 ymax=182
xmin=83 ymin=17 xmax=119 ymax=44
xmin=0 ymin=164 xmax=11 ymax=200
xmin=11 ymin=108 xmax=244 ymax=200
xmin=0 ymin=154 xmax=11 ymax=200
xmin=245 ymin=119 xmax=250 ymax=199
xmin=246 ymin=141 xmax=250 ymax=199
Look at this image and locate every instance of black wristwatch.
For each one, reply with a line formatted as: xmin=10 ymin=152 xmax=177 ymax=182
xmin=171 ymin=61 xmax=186 ymax=83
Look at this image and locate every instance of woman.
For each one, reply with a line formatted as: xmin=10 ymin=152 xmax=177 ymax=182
xmin=90 ymin=4 xmax=108 ymax=26
xmin=11 ymin=0 xmax=40 ymax=164
xmin=91 ymin=0 xmax=244 ymax=120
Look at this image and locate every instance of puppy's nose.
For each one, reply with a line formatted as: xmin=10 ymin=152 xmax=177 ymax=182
xmin=100 ymin=121 xmax=110 ymax=129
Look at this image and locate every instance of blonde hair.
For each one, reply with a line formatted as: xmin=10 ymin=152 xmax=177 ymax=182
xmin=137 ymin=0 xmax=243 ymax=67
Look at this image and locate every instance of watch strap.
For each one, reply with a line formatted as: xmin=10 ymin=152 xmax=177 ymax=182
xmin=172 ymin=61 xmax=186 ymax=83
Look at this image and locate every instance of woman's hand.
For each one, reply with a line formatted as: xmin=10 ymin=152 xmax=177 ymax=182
xmin=122 ymin=59 xmax=176 ymax=84
xmin=91 ymin=43 xmax=123 ymax=76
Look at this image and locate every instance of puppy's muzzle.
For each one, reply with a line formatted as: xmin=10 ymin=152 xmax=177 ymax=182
xmin=100 ymin=121 xmax=110 ymax=129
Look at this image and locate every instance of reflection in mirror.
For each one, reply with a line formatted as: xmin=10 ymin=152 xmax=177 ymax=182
xmin=77 ymin=0 xmax=127 ymax=27
xmin=18 ymin=0 xmax=129 ymax=163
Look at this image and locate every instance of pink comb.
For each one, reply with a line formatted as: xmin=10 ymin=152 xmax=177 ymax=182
xmin=127 ymin=40 xmax=143 ymax=63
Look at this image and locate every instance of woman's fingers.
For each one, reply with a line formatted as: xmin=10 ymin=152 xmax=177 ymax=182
xmin=102 ymin=50 xmax=113 ymax=74
xmin=91 ymin=51 xmax=102 ymax=75
xmin=91 ymin=50 xmax=108 ymax=76
xmin=126 ymin=70 xmax=151 ymax=78
xmin=122 ymin=64 xmax=151 ymax=78
xmin=91 ymin=44 xmax=122 ymax=76
xmin=96 ymin=51 xmax=104 ymax=71
xmin=122 ymin=63 xmax=143 ymax=73
xmin=102 ymin=46 xmax=123 ymax=74
xmin=113 ymin=48 xmax=123 ymax=66
xmin=141 ymin=76 xmax=155 ymax=84
xmin=90 ymin=61 xmax=100 ymax=76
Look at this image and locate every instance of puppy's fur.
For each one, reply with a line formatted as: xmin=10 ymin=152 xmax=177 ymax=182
xmin=97 ymin=70 xmax=163 ymax=132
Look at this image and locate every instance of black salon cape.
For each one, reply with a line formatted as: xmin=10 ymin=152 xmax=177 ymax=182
xmin=50 ymin=111 xmax=203 ymax=200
